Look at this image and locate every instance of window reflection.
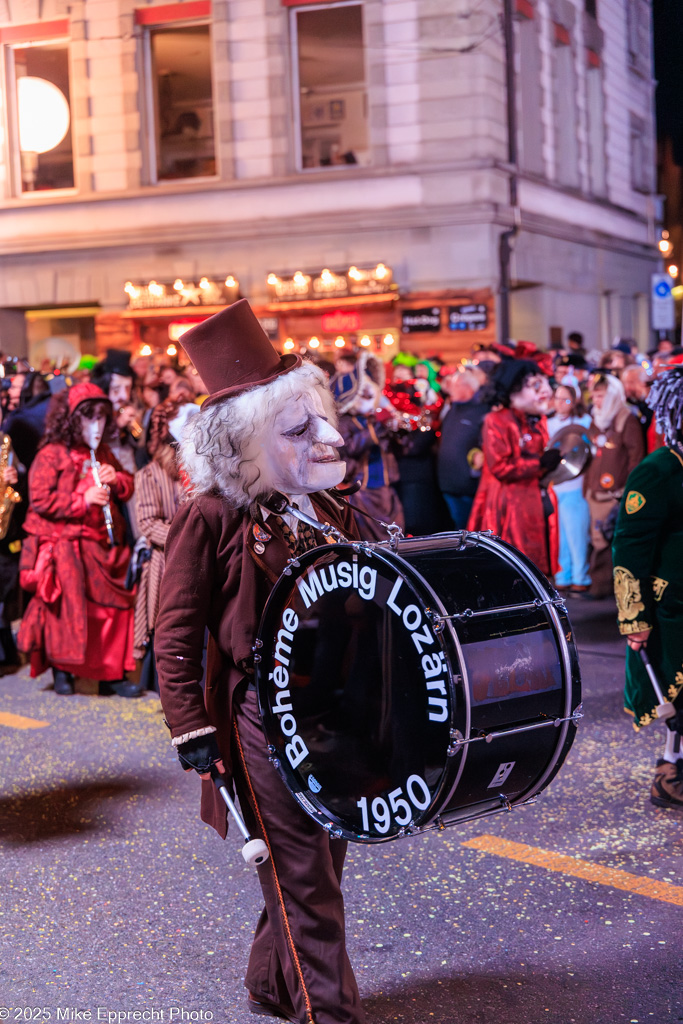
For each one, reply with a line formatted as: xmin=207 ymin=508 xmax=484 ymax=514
xmin=150 ymin=24 xmax=216 ymax=181
xmin=294 ymin=3 xmax=369 ymax=170
xmin=12 ymin=42 xmax=74 ymax=193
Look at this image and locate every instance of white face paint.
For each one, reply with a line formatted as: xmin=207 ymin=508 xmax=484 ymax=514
xmin=109 ymin=373 xmax=132 ymax=412
xmin=252 ymin=388 xmax=345 ymax=498
xmin=80 ymin=410 xmax=107 ymax=451
xmin=510 ymin=374 xmax=553 ymax=416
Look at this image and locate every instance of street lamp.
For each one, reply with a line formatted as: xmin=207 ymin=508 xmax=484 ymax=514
xmin=17 ymin=76 xmax=70 ymax=191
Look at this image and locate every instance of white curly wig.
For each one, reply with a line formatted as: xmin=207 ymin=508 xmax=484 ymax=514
xmin=179 ymin=362 xmax=338 ymax=508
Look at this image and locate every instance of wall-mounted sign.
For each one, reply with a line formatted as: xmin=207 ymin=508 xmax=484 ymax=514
xmin=448 ymin=303 xmax=488 ymax=331
xmin=124 ymin=277 xmax=240 ymax=310
xmin=321 ymin=311 xmax=362 ymax=332
xmin=401 ymin=307 xmax=441 ymax=334
xmin=267 ymin=264 xmax=394 ymax=303
xmin=258 ymin=316 xmax=279 ymax=340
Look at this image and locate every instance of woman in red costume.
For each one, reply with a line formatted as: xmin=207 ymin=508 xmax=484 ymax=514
xmin=468 ymin=359 xmax=560 ymax=576
xmin=17 ymin=383 xmax=137 ymax=696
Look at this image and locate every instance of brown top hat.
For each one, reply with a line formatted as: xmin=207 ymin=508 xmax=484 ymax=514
xmin=179 ymin=299 xmax=301 ymax=409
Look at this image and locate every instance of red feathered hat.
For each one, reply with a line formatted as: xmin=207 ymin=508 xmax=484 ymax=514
xmin=513 ymin=341 xmax=554 ymax=377
xmin=67 ymin=382 xmax=110 ymax=415
xmin=178 ymin=299 xmax=301 ymax=409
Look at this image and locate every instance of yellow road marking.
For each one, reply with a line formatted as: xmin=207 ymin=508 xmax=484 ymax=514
xmin=463 ymin=834 xmax=683 ymax=907
xmin=0 ymin=711 xmax=50 ymax=730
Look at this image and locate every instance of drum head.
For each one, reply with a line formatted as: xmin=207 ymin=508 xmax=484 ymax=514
xmin=255 ymin=543 xmax=457 ymax=842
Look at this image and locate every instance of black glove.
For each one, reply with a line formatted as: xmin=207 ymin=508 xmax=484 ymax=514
xmin=539 ymin=448 xmax=562 ymax=473
xmin=176 ymin=733 xmax=222 ymax=774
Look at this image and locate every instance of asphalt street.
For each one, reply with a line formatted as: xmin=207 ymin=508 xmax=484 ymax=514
xmin=0 ymin=595 xmax=680 ymax=1024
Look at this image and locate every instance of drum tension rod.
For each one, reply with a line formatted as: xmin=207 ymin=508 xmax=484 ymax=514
xmin=431 ymin=597 xmax=563 ymax=622
xmin=447 ymin=704 xmax=583 ymax=753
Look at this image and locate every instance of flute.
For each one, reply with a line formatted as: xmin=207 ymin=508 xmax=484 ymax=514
xmin=90 ymin=448 xmax=116 ymax=547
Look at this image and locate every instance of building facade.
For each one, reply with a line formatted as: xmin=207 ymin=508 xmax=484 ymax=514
xmin=0 ymin=0 xmax=660 ymax=367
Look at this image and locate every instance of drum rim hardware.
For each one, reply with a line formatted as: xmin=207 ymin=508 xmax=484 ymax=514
xmin=254 ymin=532 xmax=581 ymax=844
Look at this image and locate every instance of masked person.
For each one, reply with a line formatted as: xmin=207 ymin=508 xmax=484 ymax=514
xmin=468 ymin=359 xmax=559 ymax=576
xmin=612 ymin=367 xmax=683 ymax=808
xmin=331 ymin=352 xmax=404 ymax=542
xmin=17 ymin=383 xmax=137 ymax=696
xmin=584 ymin=373 xmax=644 ymax=598
xmin=155 ymin=301 xmax=364 ymax=1024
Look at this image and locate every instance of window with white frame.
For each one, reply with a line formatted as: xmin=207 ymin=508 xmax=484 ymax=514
xmin=6 ymin=40 xmax=74 ymax=193
xmin=291 ymin=2 xmax=369 ymax=170
xmin=586 ymin=60 xmax=606 ymax=196
xmin=626 ymin=0 xmax=651 ymax=78
xmin=552 ymin=30 xmax=580 ymax=189
xmin=517 ymin=12 xmax=544 ymax=176
xmin=143 ymin=22 xmax=216 ymax=182
xmin=630 ymin=112 xmax=651 ymax=194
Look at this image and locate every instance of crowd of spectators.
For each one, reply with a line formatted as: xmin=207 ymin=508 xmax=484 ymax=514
xmin=0 ymin=327 xmax=677 ymax=694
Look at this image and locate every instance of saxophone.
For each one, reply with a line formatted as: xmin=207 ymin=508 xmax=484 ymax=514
xmin=0 ymin=434 xmax=21 ymax=541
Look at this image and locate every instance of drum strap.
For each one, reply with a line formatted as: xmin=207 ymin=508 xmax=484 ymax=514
xmin=233 ymin=717 xmax=315 ymax=1024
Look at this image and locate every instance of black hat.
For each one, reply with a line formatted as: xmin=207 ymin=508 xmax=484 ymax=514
xmin=97 ymin=349 xmax=134 ymax=378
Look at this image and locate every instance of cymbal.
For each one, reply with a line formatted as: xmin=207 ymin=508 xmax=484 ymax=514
xmin=542 ymin=422 xmax=592 ymax=487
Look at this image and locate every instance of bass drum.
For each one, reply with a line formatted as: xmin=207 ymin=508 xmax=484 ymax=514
xmin=255 ymin=532 xmax=581 ymax=843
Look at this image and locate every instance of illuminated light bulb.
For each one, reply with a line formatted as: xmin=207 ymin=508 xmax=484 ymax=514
xmin=659 ymin=239 xmax=672 ymax=254
xmin=348 ymin=266 xmax=363 ymax=281
xmin=173 ymin=279 xmax=184 ymax=291
xmin=383 ymin=334 xmax=395 ymax=346
xmin=124 ymin=281 xmax=135 ymax=296
xmin=167 ymin=344 xmax=177 ymax=357
xmin=359 ymin=335 xmax=372 ymax=347
xmin=17 ymin=77 xmax=70 ymax=154
xmin=148 ymin=281 xmax=164 ymax=297
xmin=668 ymin=264 xmax=679 ymax=278
xmin=199 ymin=277 xmax=210 ymax=289
xmin=375 ymin=263 xmax=388 ymax=279
xmin=267 ymin=273 xmax=279 ymax=286
xmin=283 ymin=339 xmax=296 ymax=351
xmin=334 ymin=337 xmax=346 ymax=348
xmin=293 ymin=271 xmax=307 ymax=286
xmin=140 ymin=345 xmax=152 ymax=357
xmin=308 ymin=337 xmax=320 ymax=349
xmin=225 ymin=275 xmax=237 ymax=288
xmin=320 ymin=268 xmax=333 ymax=284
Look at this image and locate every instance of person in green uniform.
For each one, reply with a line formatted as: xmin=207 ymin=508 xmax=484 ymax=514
xmin=612 ymin=366 xmax=683 ymax=809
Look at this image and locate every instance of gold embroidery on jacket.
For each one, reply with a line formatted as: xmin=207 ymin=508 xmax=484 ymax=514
xmin=613 ymin=566 xmax=645 ymax=622
xmin=652 ymin=576 xmax=669 ymax=602
xmin=625 ymin=490 xmax=646 ymax=514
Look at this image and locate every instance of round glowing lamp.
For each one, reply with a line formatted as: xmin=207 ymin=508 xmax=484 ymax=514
xmin=308 ymin=337 xmax=320 ymax=349
xmin=668 ymin=264 xmax=679 ymax=279
xmin=382 ymin=333 xmax=395 ymax=346
xmin=140 ymin=345 xmax=152 ymax=357
xmin=18 ymin=77 xmax=70 ymax=154
xmin=283 ymin=339 xmax=296 ymax=351
xmin=359 ymin=335 xmax=372 ymax=347
xmin=334 ymin=337 xmax=346 ymax=348
xmin=167 ymin=344 xmax=177 ymax=357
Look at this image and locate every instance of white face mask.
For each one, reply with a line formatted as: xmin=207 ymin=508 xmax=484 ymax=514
xmin=251 ymin=388 xmax=345 ymax=498
xmin=81 ymin=414 xmax=107 ymax=451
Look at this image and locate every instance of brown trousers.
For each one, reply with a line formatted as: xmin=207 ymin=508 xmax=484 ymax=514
xmin=231 ymin=688 xmax=365 ymax=1024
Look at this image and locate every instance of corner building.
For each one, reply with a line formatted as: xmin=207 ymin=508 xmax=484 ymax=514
xmin=0 ymin=0 xmax=660 ymax=365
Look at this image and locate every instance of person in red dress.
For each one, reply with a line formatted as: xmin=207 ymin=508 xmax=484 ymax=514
xmin=468 ymin=359 xmax=560 ymax=576
xmin=17 ymin=382 xmax=137 ymax=696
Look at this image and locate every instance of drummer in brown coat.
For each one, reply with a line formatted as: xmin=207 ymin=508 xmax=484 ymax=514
xmin=154 ymin=300 xmax=365 ymax=1024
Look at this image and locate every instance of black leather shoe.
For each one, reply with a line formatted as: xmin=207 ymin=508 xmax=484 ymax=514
xmin=53 ymin=669 xmax=75 ymax=695
xmin=247 ymin=993 xmax=300 ymax=1023
xmin=107 ymin=680 xmax=145 ymax=699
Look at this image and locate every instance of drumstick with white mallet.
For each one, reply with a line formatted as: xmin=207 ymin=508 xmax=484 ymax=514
xmin=209 ymin=765 xmax=269 ymax=868
xmin=638 ymin=647 xmax=675 ymax=721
